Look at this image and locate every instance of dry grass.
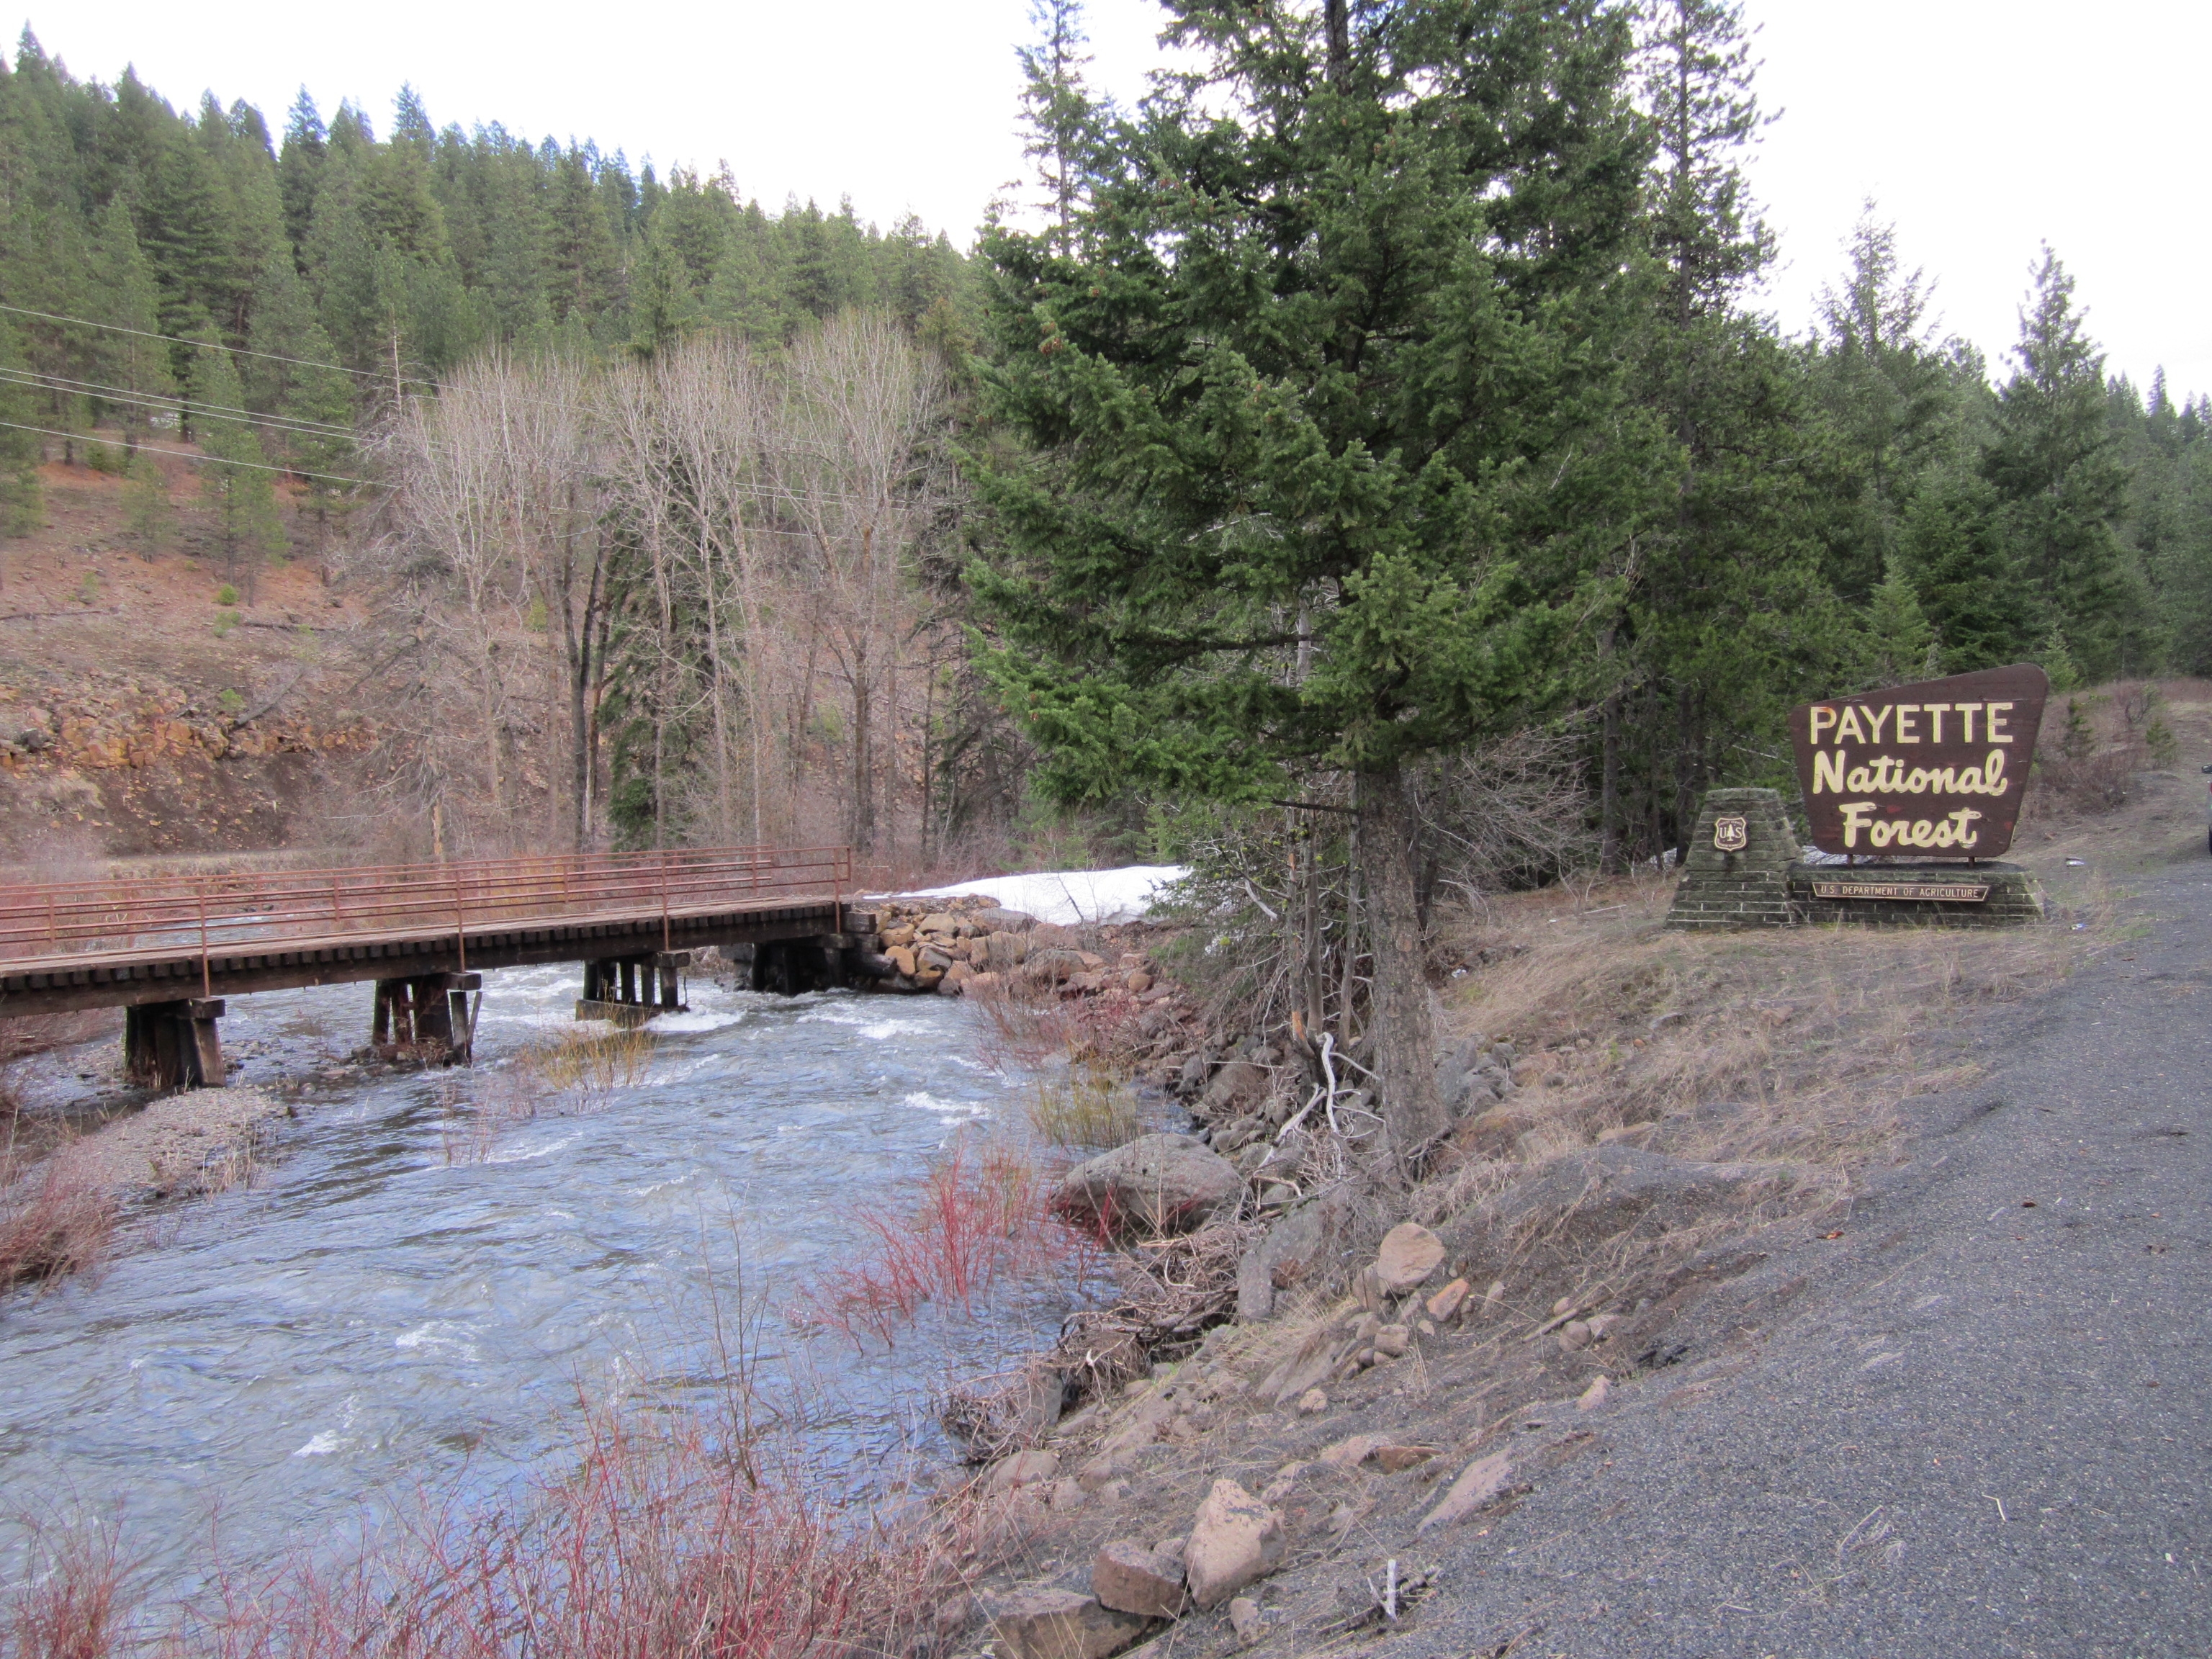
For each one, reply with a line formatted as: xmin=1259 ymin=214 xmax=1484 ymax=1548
xmin=1021 ymin=1066 xmax=1151 ymax=1151
xmin=1434 ymin=876 xmax=2090 ymax=1179
xmin=516 ymin=1027 xmax=657 ymax=1100
xmin=0 ymin=1010 xmax=120 ymax=1066
xmin=0 ymin=1145 xmax=119 ymax=1291
xmin=967 ymin=981 xmax=1151 ymax=1079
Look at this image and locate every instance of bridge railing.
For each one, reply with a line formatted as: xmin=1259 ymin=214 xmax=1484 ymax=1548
xmin=0 ymin=844 xmax=853 ymax=967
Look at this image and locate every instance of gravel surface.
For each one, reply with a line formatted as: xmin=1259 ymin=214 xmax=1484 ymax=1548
xmin=1395 ymin=860 xmax=2212 ymax=1659
xmin=50 ymin=1084 xmax=284 ymax=1195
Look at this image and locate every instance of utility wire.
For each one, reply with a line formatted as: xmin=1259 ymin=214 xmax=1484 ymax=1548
xmin=0 ymin=421 xmax=386 ymax=490
xmin=0 ymin=374 xmax=359 ymax=446
xmin=0 ymin=364 xmax=359 ymax=437
xmin=7 ymin=305 xmax=909 ymax=509
xmin=0 ymin=302 xmax=442 ymax=395
xmin=0 ymin=300 xmax=916 ymax=467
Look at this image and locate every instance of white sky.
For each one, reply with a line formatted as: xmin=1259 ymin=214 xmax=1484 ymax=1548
xmin=30 ymin=1 xmax=2211 ymax=399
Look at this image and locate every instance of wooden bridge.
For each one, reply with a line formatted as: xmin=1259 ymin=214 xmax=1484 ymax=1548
xmin=0 ymin=845 xmax=879 ymax=1088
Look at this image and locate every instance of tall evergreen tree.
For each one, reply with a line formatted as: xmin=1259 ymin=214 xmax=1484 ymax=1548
xmin=1013 ymin=0 xmax=1099 ymax=251
xmin=1983 ymin=248 xmax=2137 ymax=676
xmin=188 ymin=338 xmax=287 ymax=594
xmin=0 ymin=315 xmax=42 ymax=539
xmin=1894 ymin=472 xmax=2040 ymax=670
xmin=973 ymin=0 xmax=1661 ymax=1161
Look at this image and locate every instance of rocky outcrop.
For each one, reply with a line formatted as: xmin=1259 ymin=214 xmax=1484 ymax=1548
xmin=1233 ymin=1184 xmax=1360 ymax=1321
xmin=0 ymin=678 xmax=369 ymax=774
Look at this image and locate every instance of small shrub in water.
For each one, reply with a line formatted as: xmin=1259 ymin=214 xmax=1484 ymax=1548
xmin=516 ymin=1025 xmax=657 ymax=1103
xmin=1024 ymin=1066 xmax=1148 ymax=1149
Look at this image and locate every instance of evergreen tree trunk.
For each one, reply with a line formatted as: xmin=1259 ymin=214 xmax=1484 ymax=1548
xmin=1357 ymin=764 xmax=1443 ymax=1172
xmin=1600 ymin=685 xmax=1624 ymax=874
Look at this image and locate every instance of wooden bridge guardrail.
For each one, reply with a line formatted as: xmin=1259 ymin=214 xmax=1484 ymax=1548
xmin=0 ymin=844 xmax=854 ymax=977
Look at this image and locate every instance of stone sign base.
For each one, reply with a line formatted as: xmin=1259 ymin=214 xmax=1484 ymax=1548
xmin=1789 ymin=861 xmax=2044 ymax=928
xmin=1663 ymin=788 xmax=2044 ymax=930
xmin=1663 ymin=788 xmax=1801 ymax=930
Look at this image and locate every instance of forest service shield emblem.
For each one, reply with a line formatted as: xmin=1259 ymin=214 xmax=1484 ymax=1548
xmin=1713 ymin=815 xmax=1748 ymax=853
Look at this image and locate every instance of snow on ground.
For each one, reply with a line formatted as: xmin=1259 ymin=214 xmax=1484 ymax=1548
xmin=876 ymin=865 xmax=1189 ymax=927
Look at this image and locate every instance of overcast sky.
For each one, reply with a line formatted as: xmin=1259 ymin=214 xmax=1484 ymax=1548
xmin=30 ymin=1 xmax=2211 ymax=398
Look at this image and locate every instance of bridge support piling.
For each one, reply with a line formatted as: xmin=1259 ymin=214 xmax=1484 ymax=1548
xmin=372 ymin=974 xmax=481 ymax=1064
xmin=124 ymin=999 xmax=226 ymax=1092
xmin=577 ymin=951 xmax=688 ymax=1027
xmin=749 ymin=939 xmax=848 ymax=995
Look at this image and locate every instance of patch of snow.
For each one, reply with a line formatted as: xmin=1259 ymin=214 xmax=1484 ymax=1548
xmin=880 ymin=864 xmax=1188 ymax=927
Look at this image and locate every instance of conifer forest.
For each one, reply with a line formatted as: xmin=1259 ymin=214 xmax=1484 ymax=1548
xmin=2 ymin=0 xmax=2208 ymax=943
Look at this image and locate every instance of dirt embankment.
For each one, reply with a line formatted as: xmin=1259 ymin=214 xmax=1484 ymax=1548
xmin=0 ymin=451 xmax=381 ymax=866
xmin=938 ymin=752 xmax=2205 ymax=1658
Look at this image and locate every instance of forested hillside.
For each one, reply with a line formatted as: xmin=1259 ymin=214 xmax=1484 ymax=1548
xmin=1 ymin=6 xmax=2211 ymax=896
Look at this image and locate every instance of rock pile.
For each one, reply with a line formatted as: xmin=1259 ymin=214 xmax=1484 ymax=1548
xmin=855 ymin=895 xmax=1174 ymax=1004
xmin=980 ymin=1474 xmax=1289 ymax=1657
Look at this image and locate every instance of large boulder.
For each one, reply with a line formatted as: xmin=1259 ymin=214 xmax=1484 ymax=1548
xmin=1200 ymin=1060 xmax=1271 ymax=1118
xmin=1056 ymin=1134 xmax=1240 ymax=1236
xmin=981 ymin=1588 xmax=1151 ymax=1659
xmin=1234 ymin=1184 xmax=1359 ymax=1321
xmin=1092 ymin=1539 xmax=1189 ymax=1619
xmin=1183 ymin=1480 xmax=1285 ymax=1611
xmin=1372 ymin=1222 xmax=1445 ymax=1291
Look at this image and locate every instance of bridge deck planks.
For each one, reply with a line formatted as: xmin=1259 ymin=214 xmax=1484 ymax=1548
xmin=0 ymin=897 xmax=849 ymax=1016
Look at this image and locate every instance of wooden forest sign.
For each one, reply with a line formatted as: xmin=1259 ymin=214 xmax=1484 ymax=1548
xmin=1789 ymin=665 xmax=2050 ymax=858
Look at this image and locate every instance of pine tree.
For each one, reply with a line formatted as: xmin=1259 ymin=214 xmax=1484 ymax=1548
xmin=546 ymin=146 xmax=619 ymax=324
xmin=1895 ymin=472 xmax=2040 ymax=670
xmin=122 ymin=451 xmax=175 ymax=557
xmin=627 ymin=232 xmax=700 ymax=359
xmin=973 ymin=0 xmax=1660 ymax=1161
xmin=85 ymin=198 xmax=174 ymax=454
xmin=1862 ymin=557 xmax=1936 ymax=686
xmin=2036 ymin=624 xmax=2083 ymax=694
xmin=1604 ymin=0 xmax=1840 ymax=868
xmin=1014 ymin=0 xmax=1099 ymax=251
xmin=188 ymin=339 xmax=287 ymax=595
xmin=278 ymin=88 xmax=328 ymax=259
xmin=0 ymin=316 xmax=42 ymax=540
xmin=1984 ymin=248 xmax=2135 ymax=678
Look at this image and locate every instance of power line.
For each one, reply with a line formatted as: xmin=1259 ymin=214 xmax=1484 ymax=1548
xmin=6 ymin=304 xmax=917 ymax=511
xmin=1 ymin=364 xmax=359 ymax=436
xmin=0 ymin=372 xmax=360 ymax=445
xmin=0 ymin=302 xmax=439 ymax=394
xmin=0 ymin=421 xmax=385 ymax=490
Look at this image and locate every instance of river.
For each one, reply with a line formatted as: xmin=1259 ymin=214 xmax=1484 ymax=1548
xmin=0 ymin=963 xmax=1076 ymax=1599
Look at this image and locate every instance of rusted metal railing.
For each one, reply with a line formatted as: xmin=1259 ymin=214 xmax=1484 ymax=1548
xmin=0 ymin=845 xmax=853 ymax=973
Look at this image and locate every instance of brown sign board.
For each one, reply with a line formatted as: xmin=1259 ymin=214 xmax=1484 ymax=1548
xmin=1789 ymin=665 xmax=2049 ymax=859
